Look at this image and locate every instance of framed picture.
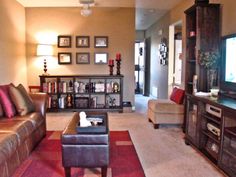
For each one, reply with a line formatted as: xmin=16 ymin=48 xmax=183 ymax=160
xmin=58 ymin=35 xmax=72 ymax=48
xmin=76 ymin=36 xmax=90 ymax=48
xmin=94 ymin=52 xmax=108 ymax=64
xmin=94 ymin=36 xmax=108 ymax=48
xmin=58 ymin=52 xmax=72 ymax=64
xmin=76 ymin=52 xmax=90 ymax=64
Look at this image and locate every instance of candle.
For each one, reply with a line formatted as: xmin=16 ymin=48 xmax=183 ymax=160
xmin=116 ymin=53 xmax=121 ymax=61
xmin=108 ymin=59 xmax=114 ymax=66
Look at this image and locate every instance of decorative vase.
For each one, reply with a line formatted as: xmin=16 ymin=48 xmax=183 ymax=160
xmin=207 ymin=69 xmax=218 ymax=91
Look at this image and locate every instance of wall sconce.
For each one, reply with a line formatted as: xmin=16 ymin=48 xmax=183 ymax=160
xmin=37 ymin=44 xmax=53 ymax=75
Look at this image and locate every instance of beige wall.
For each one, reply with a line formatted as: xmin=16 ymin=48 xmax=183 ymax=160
xmin=146 ymin=0 xmax=236 ymax=98
xmin=0 ymin=0 xmax=27 ymax=86
xmin=136 ymin=30 xmax=145 ymax=41
xmin=25 ymin=7 xmax=135 ymax=104
xmin=220 ymin=0 xmax=236 ymax=36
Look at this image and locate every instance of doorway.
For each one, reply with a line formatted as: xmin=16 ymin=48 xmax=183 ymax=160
xmin=135 ymin=42 xmax=145 ymax=94
xmin=134 ymin=38 xmax=151 ymax=96
xmin=168 ymin=21 xmax=183 ymax=95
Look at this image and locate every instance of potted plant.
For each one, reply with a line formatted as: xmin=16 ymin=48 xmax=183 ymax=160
xmin=198 ymin=50 xmax=220 ymax=90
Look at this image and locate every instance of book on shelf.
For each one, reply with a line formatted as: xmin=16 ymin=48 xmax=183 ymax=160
xmin=47 ymin=96 xmax=52 ymax=109
xmin=90 ymin=96 xmax=97 ymax=108
xmin=42 ymin=81 xmax=57 ymax=93
xmin=106 ymin=82 xmax=113 ymax=93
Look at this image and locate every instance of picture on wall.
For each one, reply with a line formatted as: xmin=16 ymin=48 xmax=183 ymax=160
xmin=58 ymin=35 xmax=72 ymax=48
xmin=76 ymin=52 xmax=90 ymax=64
xmin=94 ymin=52 xmax=108 ymax=64
xmin=76 ymin=36 xmax=90 ymax=48
xmin=58 ymin=52 xmax=72 ymax=64
xmin=94 ymin=36 xmax=108 ymax=48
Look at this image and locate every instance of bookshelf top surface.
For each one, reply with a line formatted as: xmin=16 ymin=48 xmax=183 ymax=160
xmin=39 ymin=74 xmax=124 ymax=78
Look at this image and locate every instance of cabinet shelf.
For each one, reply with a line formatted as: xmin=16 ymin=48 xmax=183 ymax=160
xmin=225 ymin=127 xmax=236 ymax=137
xmin=188 ymin=82 xmax=193 ymax=85
xmin=188 ymin=60 xmax=196 ymax=63
xmin=58 ymin=92 xmax=74 ymax=94
xmin=202 ymin=148 xmax=218 ymax=162
xmin=202 ymin=130 xmax=220 ymax=144
xmin=223 ymin=147 xmax=236 ymax=160
xmin=202 ymin=113 xmax=221 ymax=125
xmin=187 ymin=36 xmax=196 ymax=40
xmin=90 ymin=92 xmax=106 ymax=95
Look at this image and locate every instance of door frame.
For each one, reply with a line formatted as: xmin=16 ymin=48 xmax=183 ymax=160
xmin=144 ymin=37 xmax=151 ymax=96
xmin=168 ymin=20 xmax=182 ymax=96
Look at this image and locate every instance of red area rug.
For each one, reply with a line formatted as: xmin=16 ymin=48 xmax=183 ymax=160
xmin=13 ymin=131 xmax=145 ymax=177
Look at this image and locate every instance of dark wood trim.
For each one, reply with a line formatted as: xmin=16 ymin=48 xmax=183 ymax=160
xmin=154 ymin=124 xmax=159 ymax=129
xmin=58 ymin=35 xmax=72 ymax=48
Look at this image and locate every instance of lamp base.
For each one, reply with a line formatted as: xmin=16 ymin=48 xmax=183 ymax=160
xmin=43 ymin=58 xmax=49 ymax=76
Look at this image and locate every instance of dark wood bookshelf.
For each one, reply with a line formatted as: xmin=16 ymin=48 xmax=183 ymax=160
xmin=39 ymin=74 xmax=124 ymax=112
xmin=184 ymin=3 xmax=220 ymax=94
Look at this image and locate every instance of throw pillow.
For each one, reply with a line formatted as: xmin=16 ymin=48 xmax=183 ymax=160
xmin=170 ymin=87 xmax=185 ymax=104
xmin=9 ymin=84 xmax=35 ymax=116
xmin=0 ymin=103 xmax=3 ymax=117
xmin=0 ymin=84 xmax=16 ymax=118
xmin=17 ymin=84 xmax=35 ymax=112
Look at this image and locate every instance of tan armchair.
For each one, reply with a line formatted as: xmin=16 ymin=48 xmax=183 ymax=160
xmin=147 ymin=99 xmax=184 ymax=129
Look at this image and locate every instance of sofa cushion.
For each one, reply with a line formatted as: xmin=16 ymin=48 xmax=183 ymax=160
xmin=0 ymin=132 xmax=18 ymax=165
xmin=0 ymin=119 xmax=34 ymax=145
xmin=148 ymin=99 xmax=184 ymax=113
xmin=9 ymin=84 xmax=35 ymax=116
xmin=0 ymin=85 xmax=16 ymax=118
xmin=17 ymin=84 xmax=35 ymax=112
xmin=170 ymin=87 xmax=185 ymax=104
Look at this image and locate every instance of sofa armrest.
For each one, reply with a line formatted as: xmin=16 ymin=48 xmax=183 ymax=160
xmin=148 ymin=99 xmax=184 ymax=114
xmin=29 ymin=93 xmax=48 ymax=118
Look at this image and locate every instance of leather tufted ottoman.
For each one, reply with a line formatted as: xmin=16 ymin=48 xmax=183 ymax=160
xmin=61 ymin=112 xmax=109 ymax=177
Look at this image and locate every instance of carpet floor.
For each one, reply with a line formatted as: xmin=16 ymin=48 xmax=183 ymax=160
xmin=45 ymin=95 xmax=227 ymax=177
xmin=13 ymin=131 xmax=145 ymax=177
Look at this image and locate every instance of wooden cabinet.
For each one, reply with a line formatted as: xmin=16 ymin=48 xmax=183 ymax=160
xmin=185 ymin=95 xmax=200 ymax=147
xmin=39 ymin=75 xmax=123 ymax=112
xmin=219 ymin=111 xmax=236 ymax=176
xmin=185 ymin=94 xmax=236 ymax=176
xmin=185 ymin=3 xmax=220 ymax=94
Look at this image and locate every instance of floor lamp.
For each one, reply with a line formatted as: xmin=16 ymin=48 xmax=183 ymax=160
xmin=37 ymin=44 xmax=53 ymax=75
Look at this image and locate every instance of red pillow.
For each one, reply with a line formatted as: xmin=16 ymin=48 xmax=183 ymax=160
xmin=170 ymin=87 xmax=185 ymax=104
xmin=0 ymin=102 xmax=3 ymax=117
xmin=0 ymin=84 xmax=16 ymax=118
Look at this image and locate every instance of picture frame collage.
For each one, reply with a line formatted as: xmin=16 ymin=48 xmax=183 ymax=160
xmin=57 ymin=35 xmax=109 ymax=65
xmin=158 ymin=38 xmax=168 ymax=66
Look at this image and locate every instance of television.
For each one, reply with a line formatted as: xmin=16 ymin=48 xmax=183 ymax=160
xmin=221 ymin=33 xmax=236 ymax=95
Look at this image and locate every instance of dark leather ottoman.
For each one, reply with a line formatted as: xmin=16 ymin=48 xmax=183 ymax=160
xmin=61 ymin=112 xmax=109 ymax=177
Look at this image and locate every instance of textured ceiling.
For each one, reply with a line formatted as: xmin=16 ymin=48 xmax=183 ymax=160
xmin=16 ymin=0 xmax=183 ymax=30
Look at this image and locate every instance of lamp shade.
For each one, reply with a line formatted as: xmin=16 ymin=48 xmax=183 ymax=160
xmin=37 ymin=44 xmax=53 ymax=56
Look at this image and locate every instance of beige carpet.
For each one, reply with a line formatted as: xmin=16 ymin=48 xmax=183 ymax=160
xmin=46 ymin=95 xmax=226 ymax=177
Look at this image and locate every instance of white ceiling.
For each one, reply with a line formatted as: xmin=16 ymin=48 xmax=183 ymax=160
xmin=16 ymin=0 xmax=183 ymax=30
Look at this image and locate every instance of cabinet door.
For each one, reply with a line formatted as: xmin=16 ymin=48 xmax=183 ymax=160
xmin=185 ymin=96 xmax=199 ymax=146
xmin=219 ymin=111 xmax=236 ymax=176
